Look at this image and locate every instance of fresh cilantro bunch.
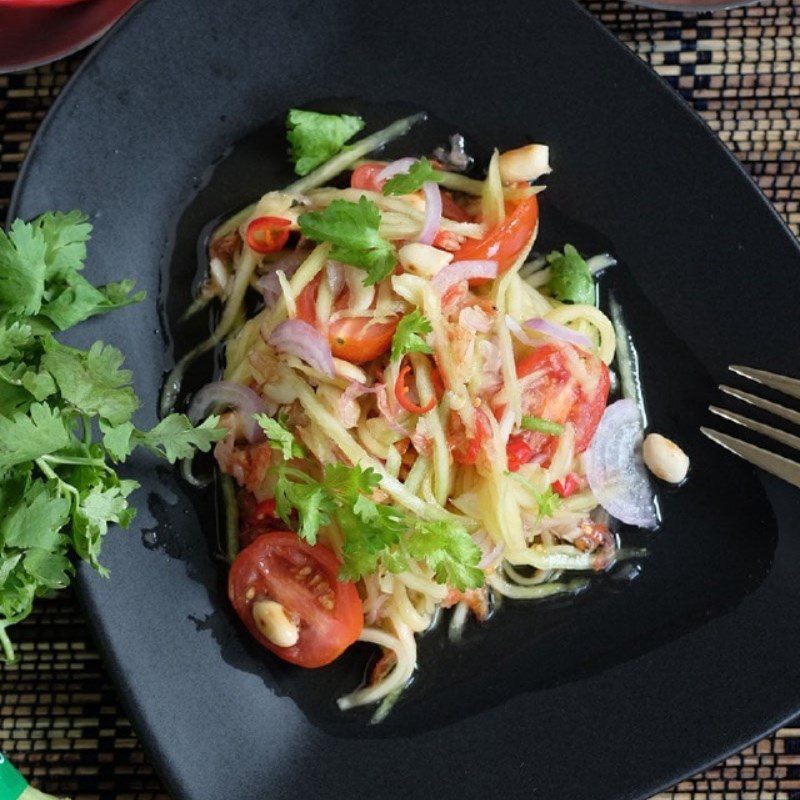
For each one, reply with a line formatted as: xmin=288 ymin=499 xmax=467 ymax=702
xmin=286 ymin=108 xmax=365 ymax=176
xmin=0 ymin=212 xmax=225 ymax=662
xmin=298 ymin=197 xmax=397 ymax=286
xmin=546 ymin=244 xmax=595 ymax=305
xmin=273 ymin=462 xmax=484 ymax=591
xmin=382 ymin=157 xmax=443 ymax=196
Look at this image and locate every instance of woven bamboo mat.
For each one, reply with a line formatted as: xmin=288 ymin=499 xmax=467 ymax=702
xmin=1 ymin=1 xmax=800 ymax=798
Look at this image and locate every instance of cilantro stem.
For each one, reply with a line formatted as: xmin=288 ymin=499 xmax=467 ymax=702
xmin=0 ymin=366 xmax=22 ymax=386
xmin=220 ymin=474 xmax=239 ymax=564
xmin=0 ymin=625 xmax=16 ymax=663
xmin=34 ymin=458 xmax=79 ymax=499
xmin=40 ymin=453 xmax=113 ymax=473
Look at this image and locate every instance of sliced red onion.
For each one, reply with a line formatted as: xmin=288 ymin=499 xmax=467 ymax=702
xmin=268 ymin=319 xmax=335 ymax=377
xmin=431 ymin=259 xmax=498 ymax=295
xmin=339 ymin=381 xmax=384 ymax=429
xmin=376 ymin=385 xmax=411 ymax=440
xmin=326 ymin=260 xmax=346 ymax=300
xmin=376 ymin=157 xmax=417 ymax=183
xmin=256 ymin=273 xmax=281 ymax=307
xmin=478 ymin=540 xmax=505 ymax=570
xmin=188 ymin=381 xmax=267 ymax=443
xmin=524 ymin=317 xmax=593 ymax=350
xmin=585 ymin=399 xmax=658 ymax=528
xmin=256 ymin=247 xmax=309 ymax=308
xmin=417 ymin=181 xmax=442 ymax=245
xmin=433 ymin=134 xmax=471 ymax=173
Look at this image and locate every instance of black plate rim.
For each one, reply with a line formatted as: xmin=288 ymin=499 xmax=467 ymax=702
xmin=7 ymin=1 xmax=800 ymax=797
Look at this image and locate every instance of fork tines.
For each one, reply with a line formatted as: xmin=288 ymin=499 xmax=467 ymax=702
xmin=702 ymin=366 xmax=800 ymax=489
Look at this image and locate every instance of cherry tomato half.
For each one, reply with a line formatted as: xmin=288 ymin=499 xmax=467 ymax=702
xmin=229 ymin=531 xmax=363 ymax=668
xmin=295 ymin=275 xmax=398 ymax=363
xmin=506 ymin=343 xmax=610 ymax=471
xmin=455 ymin=195 xmax=539 ymax=279
xmin=246 ymin=216 xmax=291 ymax=254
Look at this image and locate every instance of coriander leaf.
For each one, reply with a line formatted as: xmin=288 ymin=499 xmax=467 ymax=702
xmin=323 ymin=461 xmax=382 ymax=498
xmin=0 ymin=381 xmax=33 ymax=417
xmin=273 ymin=466 xmax=334 ymax=545
xmin=23 ymin=548 xmax=72 ymax=589
xmin=286 ymin=108 xmax=365 ymax=176
xmin=255 ymin=413 xmax=306 ymax=460
xmin=39 ymin=274 xmax=145 ymax=331
xmin=337 ymin=501 xmax=407 ymax=582
xmin=134 ymin=414 xmax=225 ymax=463
xmin=547 ymin=244 xmax=594 ymax=305
xmin=520 ymin=415 xmax=564 ymax=436
xmin=298 ymin=197 xmax=396 ymax=286
xmin=405 ymin=520 xmax=484 ymax=591
xmin=41 ymin=339 xmax=138 ymax=425
xmin=0 ymin=320 xmax=34 ymax=362
xmin=0 ymin=403 xmax=71 ymax=474
xmin=390 ymin=309 xmax=433 ymax=361
xmin=99 ymin=420 xmax=135 ymax=462
xmin=20 ymin=369 xmax=56 ymax=401
xmin=73 ymin=482 xmax=138 ymax=572
xmin=38 ymin=210 xmax=92 ymax=280
xmin=0 ymin=218 xmax=47 ymax=315
xmin=1 ymin=481 xmax=70 ymax=552
xmin=506 ymin=471 xmax=562 ymax=520
xmin=382 ymin=157 xmax=443 ymax=196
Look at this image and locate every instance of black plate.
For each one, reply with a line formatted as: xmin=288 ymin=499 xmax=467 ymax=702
xmin=10 ymin=1 xmax=800 ymax=798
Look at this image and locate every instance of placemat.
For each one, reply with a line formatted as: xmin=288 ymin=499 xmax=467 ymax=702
xmin=1 ymin=1 xmax=799 ymax=797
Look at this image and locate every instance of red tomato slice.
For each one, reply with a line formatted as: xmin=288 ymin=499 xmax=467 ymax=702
xmin=294 ymin=275 xmax=398 ymax=363
xmin=455 ymin=195 xmax=539 ymax=279
xmin=506 ymin=343 xmax=610 ymax=471
xmin=350 ymin=163 xmax=385 ymax=192
xmin=229 ymin=531 xmax=363 ymax=668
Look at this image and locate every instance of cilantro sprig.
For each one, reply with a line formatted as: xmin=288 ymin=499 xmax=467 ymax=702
xmin=506 ymin=471 xmax=562 ymax=520
xmin=256 ymin=413 xmax=306 ymax=460
xmin=390 ymin=310 xmax=433 ymax=362
xmin=382 ymin=157 xmax=443 ymax=196
xmin=273 ymin=462 xmax=483 ymax=591
xmin=298 ymin=197 xmax=397 ymax=286
xmin=0 ymin=211 xmax=225 ymax=662
xmin=286 ymin=109 xmax=365 ymax=176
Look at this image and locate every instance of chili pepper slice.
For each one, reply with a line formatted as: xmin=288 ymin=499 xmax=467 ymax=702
xmin=394 ymin=358 xmax=436 ymax=415
xmin=245 ymin=216 xmax=291 ymax=254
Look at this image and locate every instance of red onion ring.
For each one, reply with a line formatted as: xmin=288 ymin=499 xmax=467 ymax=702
xmin=188 ymin=381 xmax=266 ymax=443
xmin=585 ymin=399 xmax=658 ymax=528
xmin=267 ymin=319 xmax=335 ymax=377
xmin=431 ymin=259 xmax=498 ymax=295
xmin=256 ymin=273 xmax=281 ymax=307
xmin=524 ymin=318 xmax=592 ymax=350
xmin=417 ymin=181 xmax=442 ymax=245
xmin=376 ymin=157 xmax=417 ymax=183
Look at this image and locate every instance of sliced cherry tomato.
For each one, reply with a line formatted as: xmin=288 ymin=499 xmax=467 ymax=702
xmin=506 ymin=343 xmax=610 ymax=471
xmin=449 ymin=408 xmax=491 ymax=465
xmin=229 ymin=531 xmax=363 ymax=668
xmin=455 ymin=195 xmax=539 ymax=279
xmin=553 ymin=472 xmax=582 ymax=498
xmin=350 ymin=163 xmax=385 ymax=192
xmin=395 ymin=358 xmax=437 ymax=415
xmin=440 ymin=191 xmax=471 ymax=222
xmin=246 ymin=216 xmax=291 ymax=254
xmin=330 ymin=315 xmax=398 ymax=363
xmin=295 ymin=275 xmax=398 ymax=363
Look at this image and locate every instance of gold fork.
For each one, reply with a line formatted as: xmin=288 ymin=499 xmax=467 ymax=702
xmin=702 ymin=366 xmax=800 ymax=488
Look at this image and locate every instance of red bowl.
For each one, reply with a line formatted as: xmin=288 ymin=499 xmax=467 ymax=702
xmin=0 ymin=0 xmax=139 ymax=73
